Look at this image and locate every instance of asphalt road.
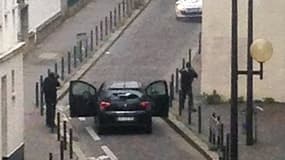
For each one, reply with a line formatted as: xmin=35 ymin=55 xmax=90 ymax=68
xmin=59 ymin=0 xmax=204 ymax=159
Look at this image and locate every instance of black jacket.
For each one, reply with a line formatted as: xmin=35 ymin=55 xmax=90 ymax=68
xmin=43 ymin=76 xmax=60 ymax=102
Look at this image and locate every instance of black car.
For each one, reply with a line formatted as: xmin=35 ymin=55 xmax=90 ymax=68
xmin=69 ymin=80 xmax=170 ymax=134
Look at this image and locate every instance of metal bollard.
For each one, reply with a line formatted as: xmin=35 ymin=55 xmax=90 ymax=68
xmin=123 ymin=0 xmax=126 ymax=18
xmin=100 ymin=20 xmax=103 ymax=41
xmin=198 ymin=32 xmax=202 ymax=54
xmin=217 ymin=116 xmax=221 ymax=149
xmin=188 ymin=98 xmax=192 ymax=124
xmin=110 ymin=11 xmax=113 ymax=32
xmin=35 ymin=82 xmax=39 ymax=107
xmin=182 ymin=58 xmax=185 ymax=69
xmin=69 ymin=128 xmax=73 ymax=159
xmin=73 ymin=46 xmax=77 ymax=68
xmin=175 ymin=68 xmax=179 ymax=93
xmin=60 ymin=140 xmax=64 ymax=160
xmin=225 ymin=133 xmax=230 ymax=160
xmin=105 ymin=16 xmax=108 ymax=36
xmin=209 ymin=127 xmax=213 ymax=143
xmin=49 ymin=153 xmax=53 ymax=160
xmin=213 ymin=132 xmax=217 ymax=149
xmin=114 ymin=8 xmax=117 ymax=27
xmin=68 ymin=52 xmax=71 ymax=74
xmin=85 ymin=39 xmax=88 ymax=58
xmin=118 ymin=3 xmax=121 ymax=24
xmin=170 ymin=74 xmax=174 ymax=100
xmin=90 ymin=30 xmax=94 ymax=51
xmin=61 ymin=57 xmax=64 ymax=81
xmin=126 ymin=0 xmax=130 ymax=16
xmin=48 ymin=68 xmax=51 ymax=75
xmin=79 ymin=40 xmax=83 ymax=63
xmin=198 ymin=106 xmax=202 ymax=133
xmin=57 ymin=112 xmax=61 ymax=141
xmin=40 ymin=75 xmax=44 ymax=116
xmin=220 ymin=123 xmax=224 ymax=149
xmin=63 ymin=121 xmax=67 ymax=150
xmin=54 ymin=62 xmax=58 ymax=75
xmin=95 ymin=25 xmax=99 ymax=47
xmin=188 ymin=49 xmax=192 ymax=67
xmin=178 ymin=90 xmax=182 ymax=116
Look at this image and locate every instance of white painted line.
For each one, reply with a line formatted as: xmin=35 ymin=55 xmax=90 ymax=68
xmin=85 ymin=126 xmax=101 ymax=141
xmin=96 ymin=155 xmax=110 ymax=160
xmin=101 ymin=145 xmax=118 ymax=160
xmin=78 ymin=117 xmax=86 ymax=121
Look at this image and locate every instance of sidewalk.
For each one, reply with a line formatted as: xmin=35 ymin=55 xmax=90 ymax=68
xmin=23 ymin=0 xmax=136 ymax=159
xmin=167 ymin=52 xmax=285 ymax=160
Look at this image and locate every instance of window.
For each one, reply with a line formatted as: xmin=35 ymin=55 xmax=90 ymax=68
xmin=11 ymin=70 xmax=15 ymax=92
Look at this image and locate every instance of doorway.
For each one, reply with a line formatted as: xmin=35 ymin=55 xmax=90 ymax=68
xmin=1 ymin=75 xmax=8 ymax=155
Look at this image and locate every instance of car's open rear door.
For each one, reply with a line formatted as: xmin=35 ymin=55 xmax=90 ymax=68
xmin=145 ymin=80 xmax=169 ymax=117
xmin=69 ymin=80 xmax=98 ymax=117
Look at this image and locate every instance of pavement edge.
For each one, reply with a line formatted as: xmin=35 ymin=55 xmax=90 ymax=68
xmin=164 ymin=113 xmax=219 ymax=160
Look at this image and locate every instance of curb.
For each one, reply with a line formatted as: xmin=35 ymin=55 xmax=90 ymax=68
xmin=164 ymin=113 xmax=219 ymax=160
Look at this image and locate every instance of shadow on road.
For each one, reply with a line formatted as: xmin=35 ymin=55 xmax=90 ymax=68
xmin=99 ymin=126 xmax=150 ymax=135
xmin=176 ymin=17 xmax=202 ymax=23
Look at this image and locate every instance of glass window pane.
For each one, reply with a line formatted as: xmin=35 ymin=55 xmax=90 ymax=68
xmin=72 ymin=82 xmax=95 ymax=95
xmin=147 ymin=82 xmax=166 ymax=95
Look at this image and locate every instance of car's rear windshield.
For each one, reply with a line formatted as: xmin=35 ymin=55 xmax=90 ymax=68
xmin=106 ymin=89 xmax=143 ymax=101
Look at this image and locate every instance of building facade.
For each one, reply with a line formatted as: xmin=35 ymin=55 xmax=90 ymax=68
xmin=0 ymin=0 xmax=28 ymax=159
xmin=201 ymin=0 xmax=285 ymax=102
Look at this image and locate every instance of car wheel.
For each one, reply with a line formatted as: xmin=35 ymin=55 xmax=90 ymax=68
xmin=145 ymin=123 xmax=152 ymax=134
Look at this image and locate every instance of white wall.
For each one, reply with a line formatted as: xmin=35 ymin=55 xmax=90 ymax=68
xmin=0 ymin=48 xmax=24 ymax=157
xmin=201 ymin=0 xmax=285 ymax=102
xmin=28 ymin=0 xmax=60 ymax=31
xmin=1 ymin=0 xmax=20 ymax=52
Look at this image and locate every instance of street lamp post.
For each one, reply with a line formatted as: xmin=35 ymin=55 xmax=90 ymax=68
xmin=230 ymin=0 xmax=238 ymax=159
xmin=231 ymin=0 xmax=273 ymax=158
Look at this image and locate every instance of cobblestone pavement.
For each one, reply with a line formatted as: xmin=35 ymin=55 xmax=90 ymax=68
xmin=170 ymin=52 xmax=285 ymax=160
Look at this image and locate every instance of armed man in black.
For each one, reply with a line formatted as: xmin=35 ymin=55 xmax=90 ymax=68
xmin=43 ymin=72 xmax=60 ymax=131
xmin=180 ymin=62 xmax=198 ymax=111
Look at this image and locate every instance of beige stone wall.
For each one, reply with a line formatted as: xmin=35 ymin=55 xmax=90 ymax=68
xmin=0 ymin=44 xmax=24 ymax=157
xmin=201 ymin=0 xmax=285 ymax=102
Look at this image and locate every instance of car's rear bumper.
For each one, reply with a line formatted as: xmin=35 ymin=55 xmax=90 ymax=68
xmin=176 ymin=9 xmax=202 ymax=18
xmin=98 ymin=110 xmax=151 ymax=127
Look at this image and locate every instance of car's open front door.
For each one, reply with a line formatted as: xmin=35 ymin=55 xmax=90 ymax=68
xmin=145 ymin=80 xmax=169 ymax=117
xmin=69 ymin=80 xmax=97 ymax=117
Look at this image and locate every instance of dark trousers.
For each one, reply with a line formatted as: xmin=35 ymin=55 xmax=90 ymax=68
xmin=181 ymin=88 xmax=193 ymax=109
xmin=46 ymin=100 xmax=56 ymax=127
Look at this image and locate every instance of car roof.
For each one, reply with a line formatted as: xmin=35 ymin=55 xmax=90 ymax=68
xmin=107 ymin=81 xmax=142 ymax=90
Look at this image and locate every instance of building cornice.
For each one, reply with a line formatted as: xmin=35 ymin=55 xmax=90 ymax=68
xmin=0 ymin=42 xmax=25 ymax=63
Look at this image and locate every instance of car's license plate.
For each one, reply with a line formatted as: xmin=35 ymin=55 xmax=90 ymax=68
xmin=117 ymin=117 xmax=134 ymax=121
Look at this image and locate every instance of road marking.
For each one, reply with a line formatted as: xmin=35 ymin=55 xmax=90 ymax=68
xmin=101 ymin=145 xmax=118 ymax=160
xmin=78 ymin=117 xmax=86 ymax=121
xmin=96 ymin=155 xmax=110 ymax=160
xmin=85 ymin=126 xmax=101 ymax=141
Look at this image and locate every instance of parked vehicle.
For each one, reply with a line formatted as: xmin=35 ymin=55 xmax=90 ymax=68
xmin=69 ymin=80 xmax=170 ymax=134
xmin=175 ymin=0 xmax=202 ymax=19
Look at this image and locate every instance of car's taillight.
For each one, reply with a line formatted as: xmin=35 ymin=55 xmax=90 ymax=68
xmin=100 ymin=101 xmax=111 ymax=110
xmin=140 ymin=101 xmax=151 ymax=110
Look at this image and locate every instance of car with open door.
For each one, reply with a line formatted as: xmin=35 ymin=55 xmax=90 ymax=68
xmin=69 ymin=80 xmax=169 ymax=134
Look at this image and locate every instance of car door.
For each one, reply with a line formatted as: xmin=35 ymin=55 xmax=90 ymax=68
xmin=69 ymin=80 xmax=98 ymax=117
xmin=145 ymin=80 xmax=169 ymax=117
